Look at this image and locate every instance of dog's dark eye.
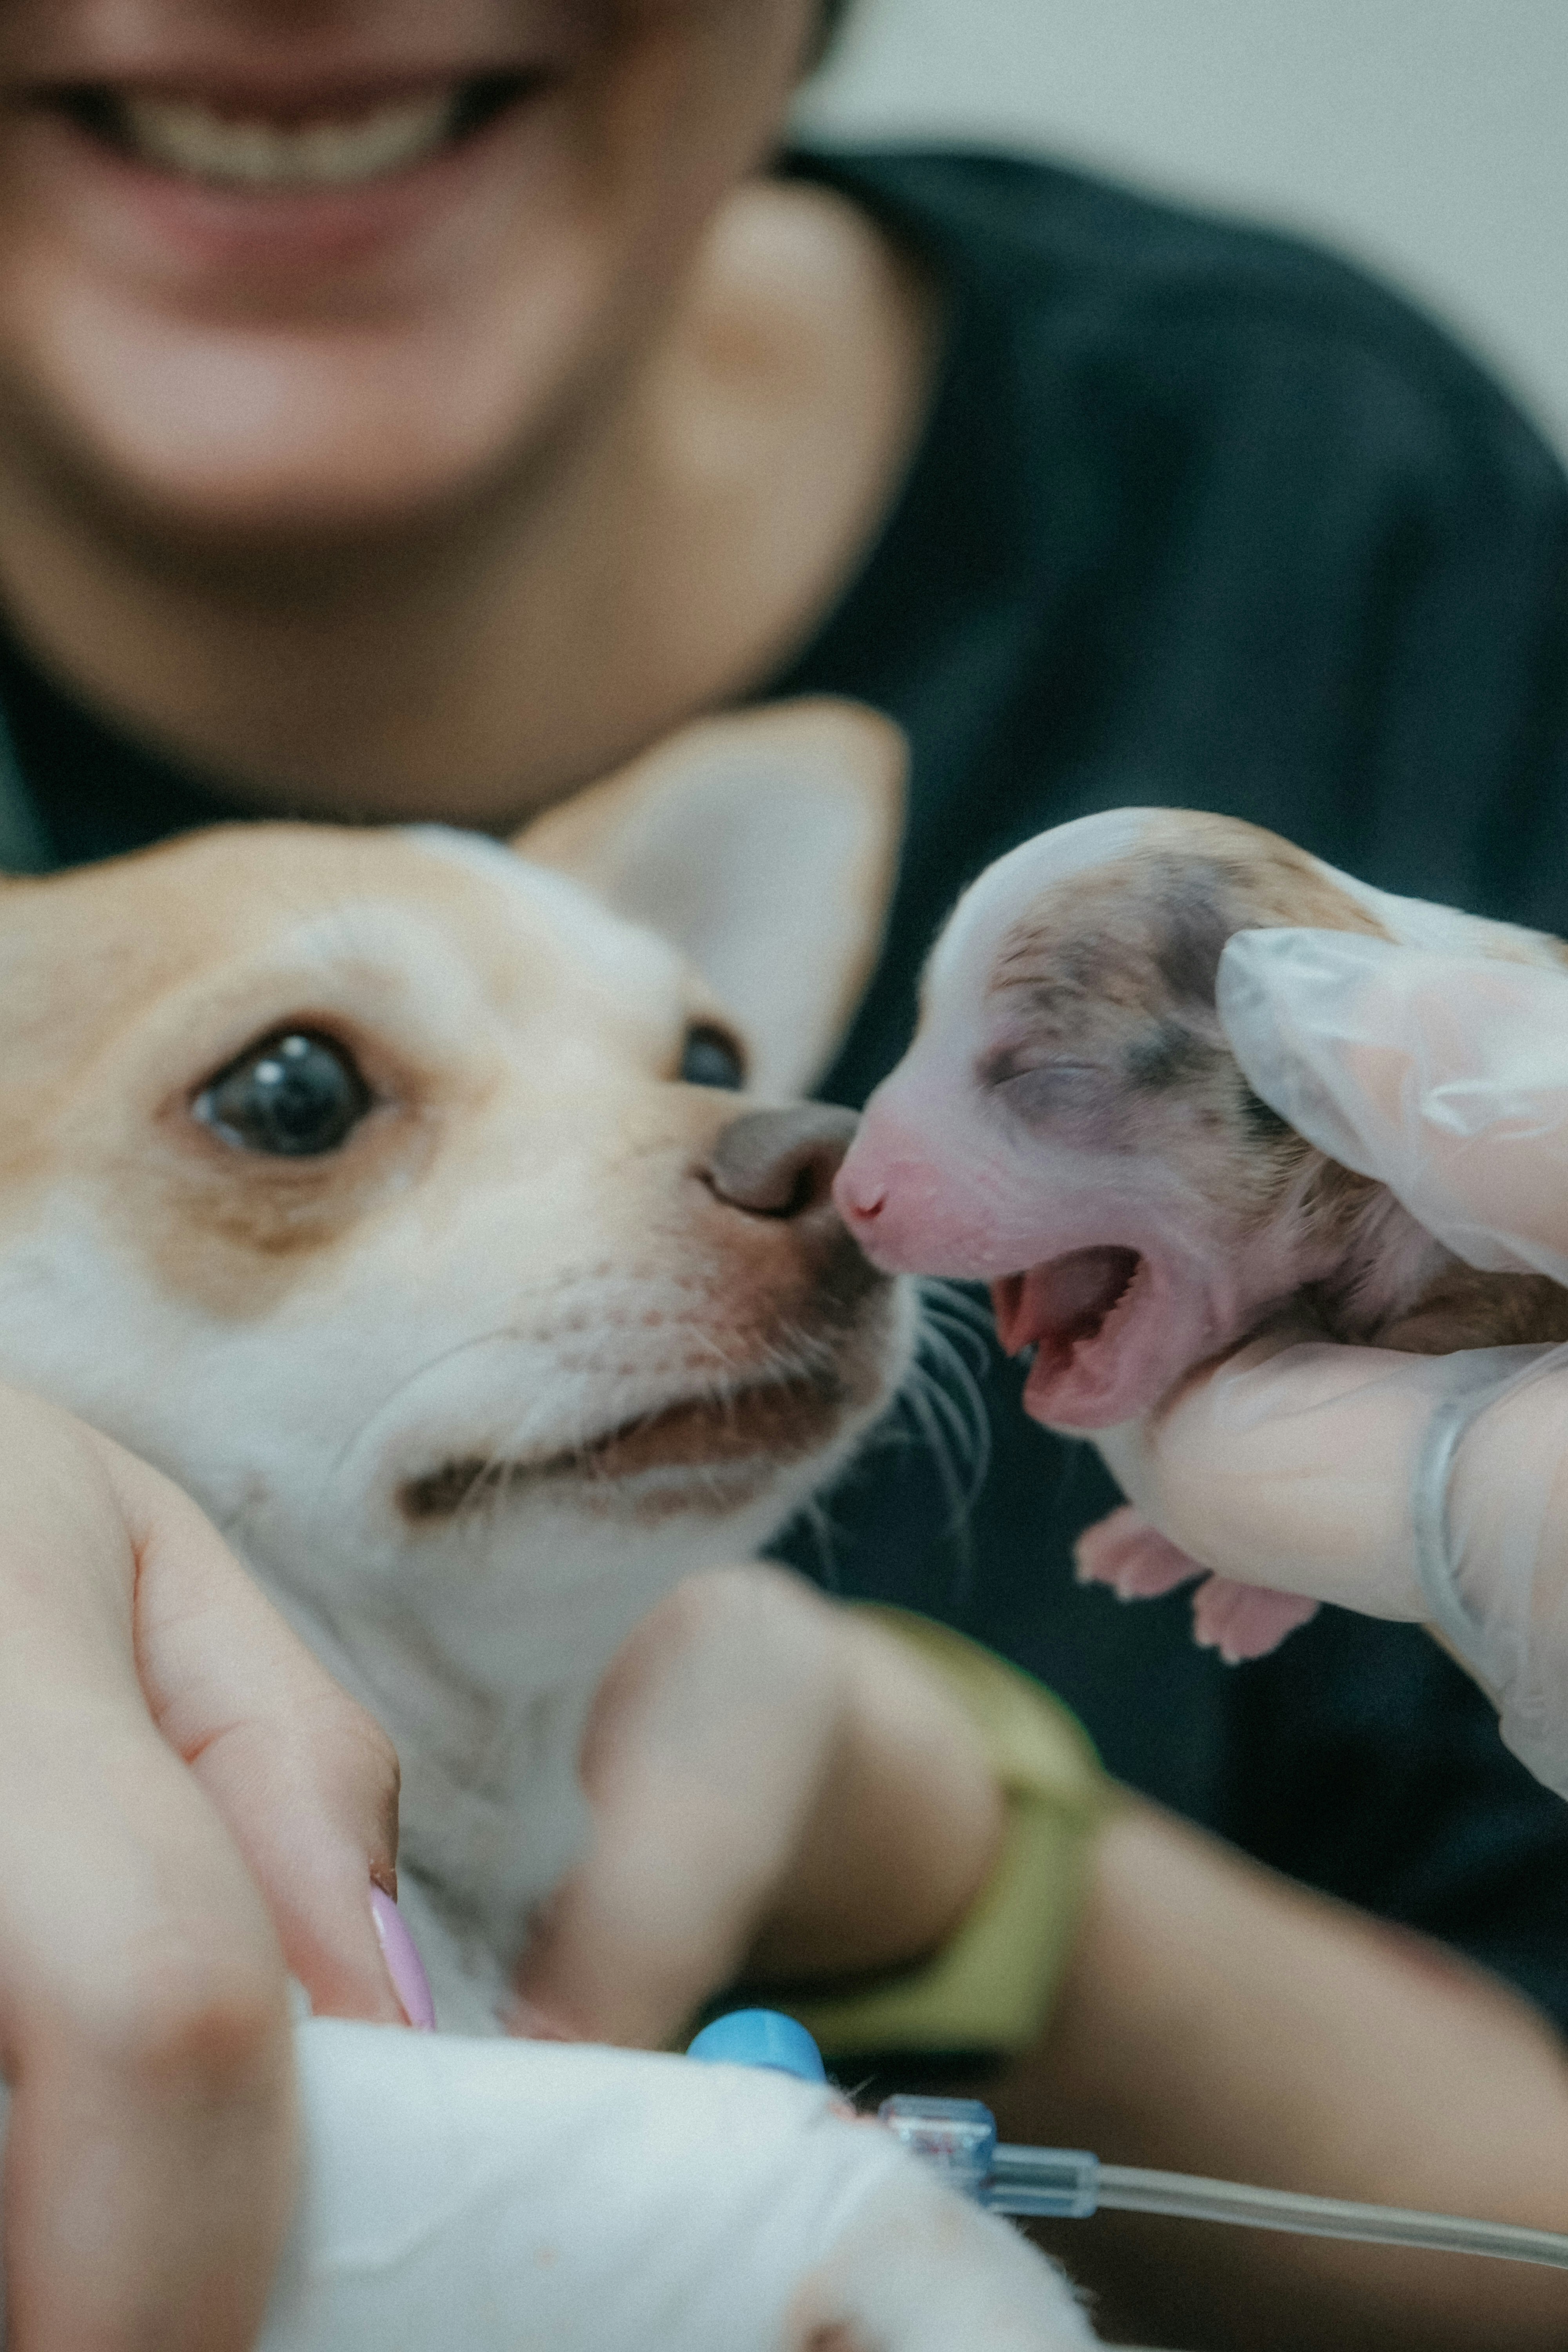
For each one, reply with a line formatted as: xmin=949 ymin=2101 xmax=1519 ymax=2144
xmin=196 ymin=1032 xmax=373 ymax=1157
xmin=679 ymin=1024 xmax=746 ymax=1091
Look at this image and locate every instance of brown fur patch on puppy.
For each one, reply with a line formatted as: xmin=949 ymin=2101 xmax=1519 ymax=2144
xmin=985 ymin=822 xmax=1389 ymax=1263
xmin=993 ymin=810 xmax=1568 ymax=1353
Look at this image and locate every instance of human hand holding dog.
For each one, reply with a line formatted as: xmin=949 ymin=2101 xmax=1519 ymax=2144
xmin=514 ymin=1563 xmax=1005 ymax=2049
xmin=1100 ymin=932 xmax=1568 ymax=1797
xmin=0 ymin=1423 xmax=1093 ymax=2352
xmin=0 ymin=1384 xmax=408 ymax=2352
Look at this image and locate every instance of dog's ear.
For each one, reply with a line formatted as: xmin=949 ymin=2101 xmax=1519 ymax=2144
xmin=516 ymin=699 xmax=906 ymax=1096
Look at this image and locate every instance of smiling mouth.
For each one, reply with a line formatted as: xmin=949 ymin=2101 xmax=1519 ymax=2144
xmin=51 ymin=74 xmax=547 ymax=192
xmin=399 ymin=1371 xmax=851 ymax=1525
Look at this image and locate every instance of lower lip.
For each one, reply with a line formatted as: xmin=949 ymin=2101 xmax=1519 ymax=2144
xmin=573 ymin=1378 xmax=846 ymax=1481
xmin=25 ymin=82 xmax=555 ymax=276
xmin=398 ymin=1376 xmax=847 ymax=1523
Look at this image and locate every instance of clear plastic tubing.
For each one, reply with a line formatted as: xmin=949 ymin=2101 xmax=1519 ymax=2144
xmin=879 ymin=2097 xmax=1568 ymax=2270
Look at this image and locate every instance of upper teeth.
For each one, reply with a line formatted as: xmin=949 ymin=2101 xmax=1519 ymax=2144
xmin=120 ymin=91 xmax=458 ymax=188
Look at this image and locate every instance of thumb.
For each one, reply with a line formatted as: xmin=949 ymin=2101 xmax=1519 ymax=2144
xmin=1097 ymin=1330 xmax=1487 ymax=1621
xmin=516 ymin=1569 xmax=841 ymax=2048
xmin=98 ymin=1432 xmax=415 ymax=2028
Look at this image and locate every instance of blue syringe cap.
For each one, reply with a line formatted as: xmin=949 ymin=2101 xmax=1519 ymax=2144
xmin=686 ymin=2009 xmax=828 ymax=2083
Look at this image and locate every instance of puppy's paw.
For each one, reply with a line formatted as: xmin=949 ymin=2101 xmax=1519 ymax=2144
xmin=788 ymin=2162 xmax=1098 ymax=2350
xmin=1074 ymin=1504 xmax=1203 ymax=1600
xmin=1191 ymin=1574 xmax=1319 ymax=1664
xmin=1076 ymin=1510 xmax=1319 ymax=1663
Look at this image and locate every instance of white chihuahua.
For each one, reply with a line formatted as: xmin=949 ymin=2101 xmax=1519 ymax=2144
xmin=0 ymin=700 xmax=1097 ymax=2350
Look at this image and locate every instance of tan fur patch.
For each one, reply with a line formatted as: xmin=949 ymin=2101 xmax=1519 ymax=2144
xmin=1379 ymin=1269 xmax=1568 ymax=1353
xmin=0 ymin=824 xmax=683 ymax=1318
xmin=990 ymin=811 xmax=1390 ymax=1011
xmin=0 ymin=819 xmax=899 ymax=1478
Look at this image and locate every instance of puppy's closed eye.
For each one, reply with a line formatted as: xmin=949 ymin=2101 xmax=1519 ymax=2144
xmin=195 ymin=1030 xmax=374 ymax=1158
xmin=983 ymin=1051 xmax=1121 ymax=1143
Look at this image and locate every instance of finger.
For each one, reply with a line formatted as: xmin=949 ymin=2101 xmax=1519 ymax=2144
xmin=1219 ymin=931 xmax=1568 ymax=1279
xmin=517 ymin=1569 xmax=1003 ymax=2050
xmin=1096 ymin=1333 xmax=1485 ymax=1618
xmin=92 ymin=1432 xmax=410 ymax=2029
xmin=515 ymin=1567 xmax=842 ymax=2047
xmin=0 ymin=1389 xmax=296 ymax=2352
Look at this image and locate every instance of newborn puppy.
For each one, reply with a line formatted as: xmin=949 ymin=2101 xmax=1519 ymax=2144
xmin=835 ymin=808 xmax=1568 ymax=1661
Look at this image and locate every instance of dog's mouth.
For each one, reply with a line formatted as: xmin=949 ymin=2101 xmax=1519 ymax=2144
xmin=992 ymin=1246 xmax=1181 ymax=1428
xmin=399 ymin=1368 xmax=851 ymax=1525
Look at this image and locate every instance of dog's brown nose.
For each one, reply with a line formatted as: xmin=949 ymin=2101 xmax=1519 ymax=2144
xmin=704 ymin=1105 xmax=860 ymax=1220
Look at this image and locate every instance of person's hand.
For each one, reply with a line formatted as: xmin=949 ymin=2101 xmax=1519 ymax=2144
xmin=1096 ymin=929 xmax=1568 ymax=1796
xmin=513 ymin=1562 xmax=1006 ymax=2048
xmin=0 ymin=1383 xmax=409 ymax=2352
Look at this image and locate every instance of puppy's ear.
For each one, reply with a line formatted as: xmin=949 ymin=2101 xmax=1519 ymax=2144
xmin=516 ymin=699 xmax=906 ymax=1096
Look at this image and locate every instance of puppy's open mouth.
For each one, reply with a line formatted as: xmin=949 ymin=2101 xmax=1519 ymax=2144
xmin=991 ymin=1247 xmax=1151 ymax=1428
xmin=400 ymin=1370 xmax=849 ymax=1525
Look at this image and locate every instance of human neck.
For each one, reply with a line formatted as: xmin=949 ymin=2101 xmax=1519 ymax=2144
xmin=0 ymin=180 xmax=939 ymax=829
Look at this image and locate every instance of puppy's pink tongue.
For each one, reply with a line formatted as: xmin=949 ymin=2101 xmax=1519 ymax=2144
xmin=992 ymin=1248 xmax=1140 ymax=1356
xmin=993 ymin=1247 xmax=1145 ymax=1427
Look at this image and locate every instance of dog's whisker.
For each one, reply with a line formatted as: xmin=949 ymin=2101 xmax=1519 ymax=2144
xmin=322 ymin=1322 xmax=535 ymax=1489
xmin=913 ymin=1325 xmax=991 ymax=1484
xmin=903 ymin=1358 xmax=986 ymax=1509
xmin=895 ymin=1374 xmax=979 ymax=1605
xmin=917 ymin=1274 xmax=995 ymax=1336
xmin=916 ymin=1283 xmax=997 ymax=1388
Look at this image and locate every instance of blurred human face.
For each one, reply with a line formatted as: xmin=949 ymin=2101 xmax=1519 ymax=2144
xmin=0 ymin=2 xmax=816 ymax=544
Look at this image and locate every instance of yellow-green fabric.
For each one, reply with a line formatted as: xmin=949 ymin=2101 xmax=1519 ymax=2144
xmin=779 ymin=1606 xmax=1119 ymax=2059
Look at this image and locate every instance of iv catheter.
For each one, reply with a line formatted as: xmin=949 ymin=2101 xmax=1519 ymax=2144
xmin=688 ymin=2011 xmax=1568 ymax=2273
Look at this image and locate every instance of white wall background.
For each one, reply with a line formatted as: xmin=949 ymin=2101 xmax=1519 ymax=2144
xmin=799 ymin=1 xmax=1568 ymax=457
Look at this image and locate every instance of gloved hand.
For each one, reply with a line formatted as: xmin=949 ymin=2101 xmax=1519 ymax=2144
xmin=1097 ymin=927 xmax=1568 ymax=1800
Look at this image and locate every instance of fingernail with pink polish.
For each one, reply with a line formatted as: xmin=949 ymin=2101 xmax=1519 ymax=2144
xmin=370 ymin=1884 xmax=437 ymax=2030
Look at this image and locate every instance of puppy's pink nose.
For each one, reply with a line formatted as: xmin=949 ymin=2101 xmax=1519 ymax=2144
xmin=832 ymin=1157 xmax=884 ymax=1232
xmin=831 ymin=1144 xmax=886 ymax=1228
xmin=705 ymin=1105 xmax=859 ymax=1220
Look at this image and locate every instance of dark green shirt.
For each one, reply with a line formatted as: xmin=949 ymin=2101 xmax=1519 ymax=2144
xmin=5 ymin=147 xmax=1568 ymax=2024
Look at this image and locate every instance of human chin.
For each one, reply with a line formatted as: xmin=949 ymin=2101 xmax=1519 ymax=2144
xmin=0 ymin=218 xmax=628 ymax=539
xmin=0 ymin=0 xmax=813 ymax=539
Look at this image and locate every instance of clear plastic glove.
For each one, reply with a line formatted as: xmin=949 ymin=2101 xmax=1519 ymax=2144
xmin=1098 ymin=929 xmax=1568 ymax=1800
xmin=1219 ymin=927 xmax=1568 ymax=1282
